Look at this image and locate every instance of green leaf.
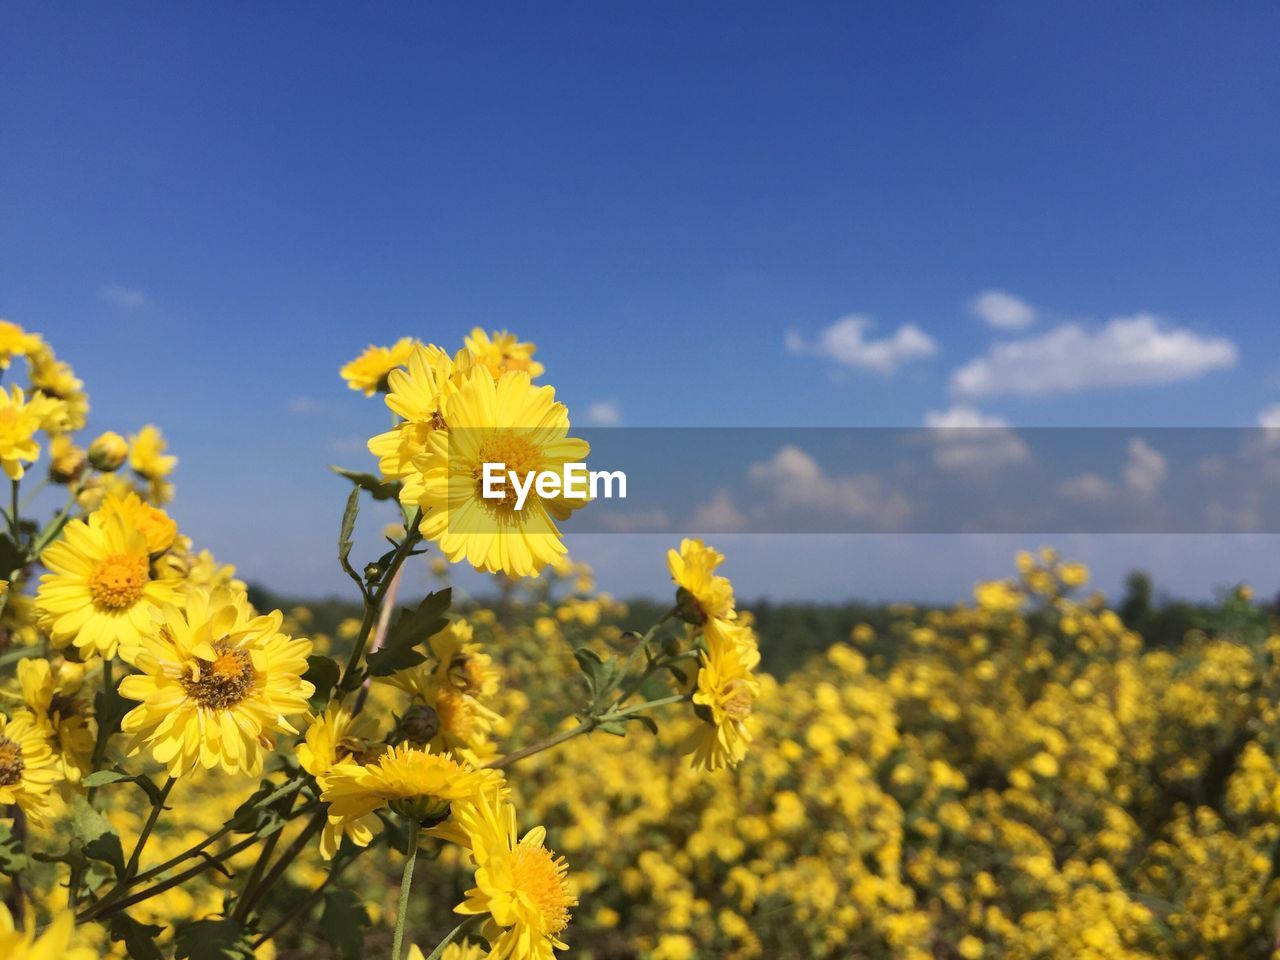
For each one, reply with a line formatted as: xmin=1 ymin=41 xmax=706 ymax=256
xmin=596 ymin=720 xmax=628 ymax=736
xmin=109 ymin=914 xmax=166 ymax=960
xmin=94 ymin=674 xmax=131 ymax=742
xmin=338 ymin=485 xmax=361 ymax=569
xmin=82 ymin=769 xmax=132 ymax=788
xmin=302 ymin=655 xmax=341 ymax=707
xmin=322 ymin=888 xmax=370 ymax=960
xmin=174 ymin=918 xmax=252 ymax=960
xmin=330 ymin=465 xmax=401 ymax=501
xmin=573 ymin=647 xmax=619 ymax=707
xmin=365 ymin=589 xmax=452 ymax=677
xmin=0 ymin=532 xmax=26 ymax=578
xmin=72 ymin=795 xmax=126 ymax=879
xmin=0 ymin=822 xmax=28 ymax=875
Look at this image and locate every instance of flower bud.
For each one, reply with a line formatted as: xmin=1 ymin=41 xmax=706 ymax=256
xmin=87 ymin=431 xmax=128 ymax=471
xmin=390 ymin=704 xmax=440 ymax=747
xmin=48 ymin=435 xmax=87 ymax=484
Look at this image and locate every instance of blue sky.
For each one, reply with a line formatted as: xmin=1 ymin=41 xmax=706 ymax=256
xmin=2 ymin=4 xmax=1278 ymax=602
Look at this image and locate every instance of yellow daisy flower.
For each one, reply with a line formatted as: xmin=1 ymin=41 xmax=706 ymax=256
xmin=29 ymin=347 xmax=89 ymax=432
xmin=450 ymin=790 xmax=577 ymax=960
xmin=128 ymin=424 xmax=177 ymax=480
xmin=681 ymin=624 xmax=761 ymax=772
xmin=0 ymin=319 xmax=45 ymax=369
xmin=0 ymin=386 xmax=66 ymax=481
xmin=317 ymin=743 xmax=502 ymax=859
xmin=340 ymin=337 xmax=419 ymax=395
xmin=117 ymin=587 xmax=314 ymax=777
xmin=102 ymin=490 xmax=179 ymax=555
xmin=382 ymin=619 xmax=502 ymax=758
xmin=0 ymin=712 xmax=61 ymax=827
xmin=368 ymin=343 xmax=468 ymax=483
xmin=464 ymin=328 xmax=545 ymax=380
xmin=297 ymin=700 xmax=380 ymax=778
xmin=15 ymin=657 xmax=94 ymax=784
xmin=36 ymin=494 xmax=185 ymax=660
xmin=0 ymin=903 xmax=97 ymax=960
xmin=668 ymin=538 xmax=736 ymax=627
xmin=412 ymin=368 xmax=589 ymax=577
xmin=407 ymin=942 xmax=489 ymax=960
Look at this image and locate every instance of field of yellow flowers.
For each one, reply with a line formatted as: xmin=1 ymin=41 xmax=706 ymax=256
xmin=2 ymin=320 xmax=1280 ymax=959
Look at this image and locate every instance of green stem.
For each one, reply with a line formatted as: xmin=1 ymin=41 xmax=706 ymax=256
xmin=339 ymin=509 xmax=423 ymax=692
xmin=79 ymin=833 xmax=260 ymax=922
xmin=391 ymin=822 xmax=422 ymax=960
xmin=238 ymin=808 xmax=325 ymax=918
xmin=423 ymin=917 xmax=482 ymax=960
xmin=485 ymin=693 xmax=692 ymax=771
xmin=124 ymin=776 xmax=175 ymax=878
xmin=85 ymin=658 xmax=115 ymax=805
xmin=28 ymin=486 xmax=82 ymax=558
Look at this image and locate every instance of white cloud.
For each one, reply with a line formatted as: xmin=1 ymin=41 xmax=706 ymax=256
xmin=1123 ymin=437 xmax=1167 ymax=497
xmin=689 ymin=490 xmax=746 ymax=533
xmin=288 ymin=395 xmax=317 ymax=415
xmin=787 ymin=315 xmax=937 ymax=375
xmin=747 ymin=445 xmax=911 ymax=527
xmin=969 ymin=289 xmax=1035 ymax=330
xmin=583 ymin=401 xmax=622 ymax=427
xmin=1258 ymin=404 xmax=1280 ymax=430
xmin=597 ymin=509 xmax=670 ymax=533
xmin=99 ymin=284 xmax=149 ymax=309
xmin=951 ymin=314 xmax=1237 ymax=399
xmin=922 ymin=405 xmax=1030 ymax=475
xmin=1059 ymin=472 xmax=1115 ymax=503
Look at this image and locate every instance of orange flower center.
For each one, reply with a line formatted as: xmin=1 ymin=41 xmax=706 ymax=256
xmin=182 ymin=644 xmax=256 ymax=709
xmin=88 ymin=553 xmax=149 ymax=610
xmin=510 ymin=842 xmax=575 ymax=935
xmin=0 ymin=734 xmax=24 ymax=787
xmin=721 ymin=680 xmax=755 ymax=721
xmin=475 ymin=433 xmax=541 ymax=512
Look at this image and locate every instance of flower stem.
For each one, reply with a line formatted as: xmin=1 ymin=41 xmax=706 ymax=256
xmin=124 ymin=776 xmax=176 ymax=878
xmin=391 ymin=821 xmax=422 ymax=960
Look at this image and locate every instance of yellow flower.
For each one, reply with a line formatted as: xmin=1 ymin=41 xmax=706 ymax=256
xmin=341 ymin=337 xmax=419 ymax=395
xmin=411 ymin=368 xmax=589 ymax=578
xmin=0 ymin=320 xmax=45 ymax=369
xmin=15 ymin=657 xmax=94 ymax=784
xmin=407 ymin=944 xmax=488 ymax=960
xmin=668 ymin=538 xmax=736 ymax=627
xmin=682 ymin=624 xmax=761 ymax=771
xmin=0 ymin=712 xmax=60 ymax=827
xmin=117 ymin=587 xmax=314 ymax=777
xmin=317 ymin=743 xmax=502 ymax=859
xmin=973 ymin=579 xmax=1024 ymax=614
xmin=464 ymin=328 xmax=545 ymax=380
xmin=450 ymin=790 xmax=577 ymax=960
xmin=297 ymin=700 xmax=379 ymax=778
xmin=87 ymin=431 xmax=129 ymax=471
xmin=29 ymin=347 xmax=89 ymax=432
xmin=0 ymin=386 xmax=65 ymax=480
xmin=47 ymin=435 xmax=86 ymax=484
xmin=0 ymin=903 xmax=96 ymax=960
xmin=102 ymin=490 xmax=179 ymax=555
xmin=36 ymin=494 xmax=185 ymax=660
xmin=368 ymin=343 xmax=468 ymax=482
xmin=128 ymin=424 xmax=177 ymax=480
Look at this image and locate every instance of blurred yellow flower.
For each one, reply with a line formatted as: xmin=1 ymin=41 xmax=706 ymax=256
xmin=0 ymin=712 xmax=60 ymax=827
xmin=0 ymin=904 xmax=96 ymax=960
xmin=0 ymin=385 xmax=65 ymax=480
xmin=128 ymin=424 xmax=177 ymax=479
xmin=464 ymin=327 xmax=545 ymax=380
xmin=15 ymin=657 xmax=93 ymax=784
xmin=87 ymin=430 xmax=129 ymax=471
xmin=341 ymin=337 xmax=419 ymax=395
xmin=683 ymin=625 xmax=760 ymax=771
